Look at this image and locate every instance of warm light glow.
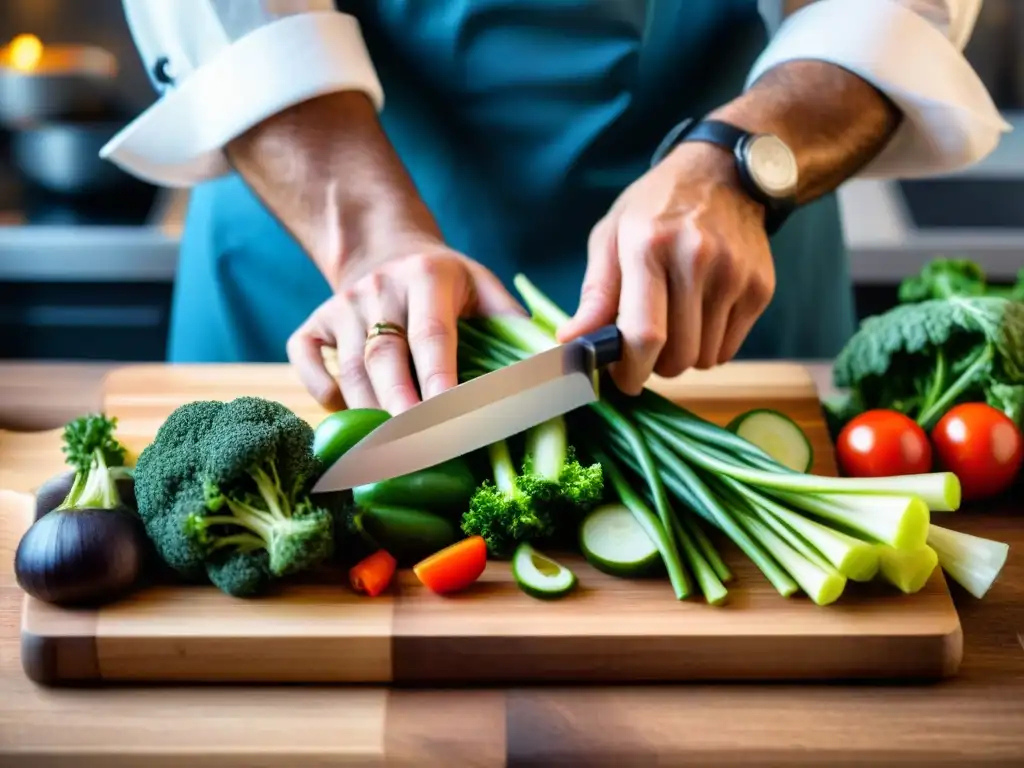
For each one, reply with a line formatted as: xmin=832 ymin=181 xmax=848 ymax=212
xmin=8 ymin=34 xmax=44 ymax=71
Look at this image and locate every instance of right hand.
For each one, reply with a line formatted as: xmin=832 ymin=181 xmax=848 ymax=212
xmin=287 ymin=238 xmax=524 ymax=414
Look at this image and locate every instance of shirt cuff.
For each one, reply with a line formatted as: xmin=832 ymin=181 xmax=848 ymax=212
xmin=100 ymin=12 xmax=384 ymax=188
xmin=746 ymin=0 xmax=1012 ymax=179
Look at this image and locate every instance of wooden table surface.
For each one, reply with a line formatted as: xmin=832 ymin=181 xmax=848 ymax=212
xmin=1 ymin=362 xmax=1023 ymax=767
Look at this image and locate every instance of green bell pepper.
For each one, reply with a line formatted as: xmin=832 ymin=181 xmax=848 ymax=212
xmin=312 ymin=407 xmax=479 ymax=518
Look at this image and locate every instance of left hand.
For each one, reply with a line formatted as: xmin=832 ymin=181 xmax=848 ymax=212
xmin=557 ymin=142 xmax=777 ymax=395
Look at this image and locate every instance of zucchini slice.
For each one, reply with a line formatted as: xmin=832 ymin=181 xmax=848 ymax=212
xmin=579 ymin=503 xmax=661 ymax=577
xmin=728 ymin=408 xmax=814 ymax=472
xmin=511 ymin=543 xmax=577 ymax=599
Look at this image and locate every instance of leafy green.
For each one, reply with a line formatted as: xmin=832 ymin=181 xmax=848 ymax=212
xmin=833 ymin=296 xmax=1024 ymax=429
xmin=899 ymin=257 xmax=1024 ymax=303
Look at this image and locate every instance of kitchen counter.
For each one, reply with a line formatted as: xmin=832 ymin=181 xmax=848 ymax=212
xmin=1 ymin=362 xmax=1022 ymax=766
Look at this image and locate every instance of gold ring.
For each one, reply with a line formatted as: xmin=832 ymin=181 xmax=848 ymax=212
xmin=365 ymin=321 xmax=407 ymax=342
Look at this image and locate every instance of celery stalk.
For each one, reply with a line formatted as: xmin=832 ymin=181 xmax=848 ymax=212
xmin=724 ymin=480 xmax=878 ymax=580
xmin=769 ymin=490 xmax=929 ymax=551
xmin=877 ymin=544 xmax=939 ymax=594
xmin=733 ymin=509 xmax=846 ymax=606
xmin=927 ymin=525 xmax=1010 ymax=599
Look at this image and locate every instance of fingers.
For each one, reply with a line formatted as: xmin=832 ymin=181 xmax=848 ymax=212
xmin=286 ymin=308 xmax=347 ymax=411
xmin=717 ymin=276 xmax=774 ymax=364
xmin=610 ymin=222 xmax=669 ymax=395
xmin=653 ymin=221 xmax=707 ymax=378
xmin=557 ymin=216 xmax=621 ymax=342
xmin=332 ymin=295 xmax=380 ymax=410
xmin=406 ymin=260 xmax=460 ymax=400
xmin=358 ymin=274 xmax=420 ymax=414
xmin=695 ymin=250 xmax=744 ymax=370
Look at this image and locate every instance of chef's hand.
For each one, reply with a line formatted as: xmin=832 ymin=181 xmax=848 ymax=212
xmin=287 ymin=237 xmax=523 ymax=414
xmin=557 ymin=142 xmax=776 ymax=395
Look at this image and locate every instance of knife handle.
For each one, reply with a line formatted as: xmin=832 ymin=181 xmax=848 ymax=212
xmin=579 ymin=325 xmax=622 ymax=368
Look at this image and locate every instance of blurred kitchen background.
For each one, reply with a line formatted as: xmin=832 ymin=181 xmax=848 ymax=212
xmin=1 ymin=0 xmax=1022 ymax=362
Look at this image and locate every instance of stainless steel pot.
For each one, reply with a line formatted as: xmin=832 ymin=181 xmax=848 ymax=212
xmin=11 ymin=120 xmax=132 ymax=196
xmin=0 ymin=43 xmax=117 ymax=127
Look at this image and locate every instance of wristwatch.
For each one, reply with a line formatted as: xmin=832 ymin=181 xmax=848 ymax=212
xmin=651 ymin=117 xmax=799 ymax=235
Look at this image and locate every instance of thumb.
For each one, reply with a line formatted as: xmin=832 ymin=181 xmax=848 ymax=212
xmin=558 ymin=218 xmax=621 ymax=342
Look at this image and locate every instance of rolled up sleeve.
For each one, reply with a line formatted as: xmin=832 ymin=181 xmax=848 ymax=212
xmin=749 ymin=0 xmax=1012 ymax=179
xmin=101 ymin=0 xmax=384 ymax=188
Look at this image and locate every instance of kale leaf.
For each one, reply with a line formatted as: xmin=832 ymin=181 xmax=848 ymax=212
xmin=899 ymin=257 xmax=1024 ymax=303
xmin=832 ymin=296 xmax=1024 ymax=430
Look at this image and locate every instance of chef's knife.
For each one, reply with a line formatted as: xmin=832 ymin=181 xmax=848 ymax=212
xmin=311 ymin=324 xmax=622 ymax=494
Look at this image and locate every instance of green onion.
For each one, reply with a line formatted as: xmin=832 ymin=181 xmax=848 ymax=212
xmin=732 ymin=506 xmax=846 ymax=607
xmin=678 ymin=514 xmax=733 ymax=584
xmin=593 ymin=447 xmax=691 ymax=600
xmin=633 ymin=411 xmax=959 ymax=512
xmin=769 ymin=490 xmax=929 ymax=551
xmin=668 ymin=515 xmax=728 ymax=605
xmin=720 ymin=478 xmax=878 ymax=581
xmin=451 ymin=274 xmax=1005 ymax=608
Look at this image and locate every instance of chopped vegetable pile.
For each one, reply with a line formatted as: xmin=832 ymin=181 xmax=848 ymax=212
xmin=13 ymin=264 xmax=1013 ymax=612
xmin=450 ymin=273 xmax=1011 ymax=605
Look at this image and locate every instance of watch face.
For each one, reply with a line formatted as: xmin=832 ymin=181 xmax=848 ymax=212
xmin=745 ymin=134 xmax=798 ymax=197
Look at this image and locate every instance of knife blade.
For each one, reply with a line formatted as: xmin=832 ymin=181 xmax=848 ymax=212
xmin=311 ymin=324 xmax=622 ymax=494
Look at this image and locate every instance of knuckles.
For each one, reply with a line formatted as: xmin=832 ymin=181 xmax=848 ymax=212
xmin=337 ymin=353 xmax=371 ymax=382
xmin=404 ymin=252 xmax=449 ymax=281
xmin=407 ymin=315 xmax=452 ymax=347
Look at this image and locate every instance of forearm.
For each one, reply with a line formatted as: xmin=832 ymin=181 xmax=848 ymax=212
xmin=724 ymin=0 xmax=1008 ymax=190
xmin=226 ymin=91 xmax=440 ymax=289
xmin=709 ymin=62 xmax=901 ymax=204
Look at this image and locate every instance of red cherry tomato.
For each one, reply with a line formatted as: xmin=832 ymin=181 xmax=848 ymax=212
xmin=930 ymin=403 xmax=1023 ymax=502
xmin=836 ymin=409 xmax=933 ymax=478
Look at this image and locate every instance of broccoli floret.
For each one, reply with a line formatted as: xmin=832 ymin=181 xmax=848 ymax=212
xmin=206 ymin=549 xmax=272 ymax=598
xmin=133 ymin=397 xmax=334 ymax=597
xmin=461 ymin=416 xmax=603 ymax=556
xmin=461 ymin=439 xmax=549 ymax=556
xmin=56 ymin=413 xmax=130 ymax=511
xmin=517 ymin=416 xmax=604 ymax=511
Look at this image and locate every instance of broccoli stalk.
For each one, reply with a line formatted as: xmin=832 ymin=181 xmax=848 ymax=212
xmin=56 ymin=413 xmax=129 ymax=511
xmin=186 ymin=460 xmax=332 ymax=578
xmin=461 ymin=416 xmax=604 ymax=555
xmin=518 ymin=415 xmax=604 ymax=509
xmin=461 ymin=439 xmax=551 ymax=556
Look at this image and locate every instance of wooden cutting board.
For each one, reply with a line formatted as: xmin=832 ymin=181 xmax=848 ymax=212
xmin=16 ymin=362 xmax=963 ymax=686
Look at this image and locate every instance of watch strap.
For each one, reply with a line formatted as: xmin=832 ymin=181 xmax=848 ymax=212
xmin=650 ymin=117 xmax=795 ymax=235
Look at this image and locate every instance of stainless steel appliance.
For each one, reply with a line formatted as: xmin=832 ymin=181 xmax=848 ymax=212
xmin=0 ymin=0 xmax=182 ymax=361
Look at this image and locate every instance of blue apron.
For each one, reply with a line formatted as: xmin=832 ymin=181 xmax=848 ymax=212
xmin=168 ymin=0 xmax=856 ymax=363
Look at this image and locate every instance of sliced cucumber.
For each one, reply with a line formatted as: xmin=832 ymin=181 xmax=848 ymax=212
xmin=511 ymin=543 xmax=577 ymax=600
xmin=728 ymin=408 xmax=813 ymax=472
xmin=579 ymin=503 xmax=660 ymax=578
